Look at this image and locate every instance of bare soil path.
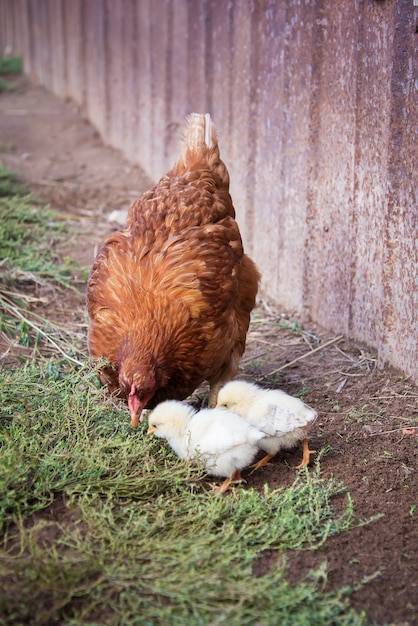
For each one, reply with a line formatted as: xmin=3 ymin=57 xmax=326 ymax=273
xmin=1 ymin=76 xmax=417 ymax=626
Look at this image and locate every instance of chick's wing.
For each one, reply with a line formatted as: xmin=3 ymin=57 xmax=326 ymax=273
xmin=188 ymin=412 xmax=262 ymax=456
xmin=254 ymin=402 xmax=311 ymax=438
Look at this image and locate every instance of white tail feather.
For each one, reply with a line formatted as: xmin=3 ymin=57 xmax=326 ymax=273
xmin=174 ymin=113 xmax=219 ymax=171
xmin=182 ymin=113 xmax=217 ymax=153
xmin=204 ymin=113 xmax=213 ymax=148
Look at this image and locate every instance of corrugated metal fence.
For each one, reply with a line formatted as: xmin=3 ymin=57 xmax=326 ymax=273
xmin=0 ymin=0 xmax=417 ymax=381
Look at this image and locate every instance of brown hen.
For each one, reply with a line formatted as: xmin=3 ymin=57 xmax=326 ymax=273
xmin=87 ymin=113 xmax=260 ymax=427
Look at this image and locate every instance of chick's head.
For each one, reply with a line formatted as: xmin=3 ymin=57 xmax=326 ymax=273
xmin=216 ymin=380 xmax=262 ymax=418
xmin=147 ymin=400 xmax=195 ymax=439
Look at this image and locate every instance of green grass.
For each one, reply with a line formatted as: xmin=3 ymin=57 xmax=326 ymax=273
xmin=0 ymin=56 xmax=22 ymax=74
xmin=0 ymin=362 xmax=368 ymax=626
xmin=0 ymin=164 xmax=85 ymax=360
xmin=0 ymin=192 xmax=78 ymax=289
xmin=0 ymin=165 xmax=25 ymax=196
xmin=0 ymin=56 xmax=21 ymax=92
xmin=0 ymin=168 xmax=76 ymax=290
xmin=0 ymin=167 xmax=372 ymax=624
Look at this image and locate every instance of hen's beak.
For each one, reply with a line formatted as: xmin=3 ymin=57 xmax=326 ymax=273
xmin=147 ymin=426 xmax=156 ymax=435
xmin=128 ymin=387 xmax=142 ymax=428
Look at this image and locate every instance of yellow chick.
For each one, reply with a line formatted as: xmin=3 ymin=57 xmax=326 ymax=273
xmin=216 ymin=380 xmax=318 ymax=471
xmin=147 ymin=400 xmax=265 ymax=493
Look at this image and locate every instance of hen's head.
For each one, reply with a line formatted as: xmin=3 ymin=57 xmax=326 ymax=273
xmin=124 ymin=378 xmax=156 ymax=428
xmin=118 ymin=367 xmax=159 ymax=428
xmin=119 ymin=356 xmax=172 ymax=427
xmin=117 ymin=333 xmax=173 ymax=427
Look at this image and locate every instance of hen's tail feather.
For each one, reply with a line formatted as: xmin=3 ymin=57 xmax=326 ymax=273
xmin=178 ymin=113 xmax=217 ymax=168
xmin=171 ymin=112 xmax=230 ymax=191
xmin=204 ymin=113 xmax=213 ymax=148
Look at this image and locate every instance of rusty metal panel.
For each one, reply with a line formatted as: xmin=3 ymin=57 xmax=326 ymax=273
xmin=228 ymin=1 xmax=254 ymax=252
xmin=186 ymin=0 xmax=207 ymax=116
xmin=63 ymin=0 xmax=85 ymax=107
xmin=0 ymin=0 xmax=27 ymax=60
xmin=0 ymin=0 xmax=14 ymax=55
xmin=349 ymin=1 xmax=395 ymax=348
xmin=104 ymin=0 xmax=125 ymax=151
xmin=251 ymin=1 xmax=286 ymax=294
xmin=17 ymin=0 xmax=31 ymax=76
xmin=251 ymin=0 xmax=291 ymax=299
xmin=47 ymin=0 xmax=66 ymax=97
xmin=166 ymin=0 xmax=189 ymax=162
xmin=84 ymin=0 xmax=108 ymax=138
xmin=206 ymin=0 xmax=233 ymax=147
xmin=278 ymin=2 xmax=314 ymax=312
xmin=29 ymin=0 xmax=51 ymax=85
xmin=149 ymin=0 xmax=169 ymax=176
xmin=134 ymin=0 xmax=153 ymax=173
xmin=2 ymin=0 xmax=33 ymax=75
xmin=1 ymin=0 xmax=417 ymax=382
xmin=378 ymin=0 xmax=418 ymax=375
xmin=121 ymin=0 xmax=140 ymax=163
xmin=302 ymin=1 xmax=360 ymax=336
xmin=0 ymin=0 xmax=6 ymax=54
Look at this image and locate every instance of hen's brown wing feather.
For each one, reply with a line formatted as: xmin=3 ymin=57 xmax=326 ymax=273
xmin=87 ymin=113 xmax=260 ymax=416
xmin=87 ymin=217 xmax=258 ymax=400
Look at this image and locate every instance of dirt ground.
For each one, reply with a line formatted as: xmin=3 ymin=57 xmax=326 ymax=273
xmin=1 ymin=77 xmax=417 ymax=626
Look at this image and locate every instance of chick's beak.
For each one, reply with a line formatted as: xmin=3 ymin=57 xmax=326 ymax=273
xmin=147 ymin=426 xmax=156 ymax=435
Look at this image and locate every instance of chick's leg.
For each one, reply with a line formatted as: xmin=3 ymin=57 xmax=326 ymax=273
xmin=250 ymin=453 xmax=276 ymax=473
xmin=294 ymin=438 xmax=316 ymax=469
xmin=210 ymin=470 xmax=245 ymax=494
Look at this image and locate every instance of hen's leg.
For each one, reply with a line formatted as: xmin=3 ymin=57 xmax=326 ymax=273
xmin=249 ymin=453 xmax=275 ymax=473
xmin=294 ymin=438 xmax=316 ymax=469
xmin=210 ymin=470 xmax=245 ymax=494
xmin=208 ymin=380 xmax=223 ymax=408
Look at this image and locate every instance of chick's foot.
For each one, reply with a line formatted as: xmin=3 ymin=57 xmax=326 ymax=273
xmin=210 ymin=470 xmax=245 ymax=494
xmin=249 ymin=453 xmax=275 ymax=474
xmin=294 ymin=438 xmax=316 ymax=469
